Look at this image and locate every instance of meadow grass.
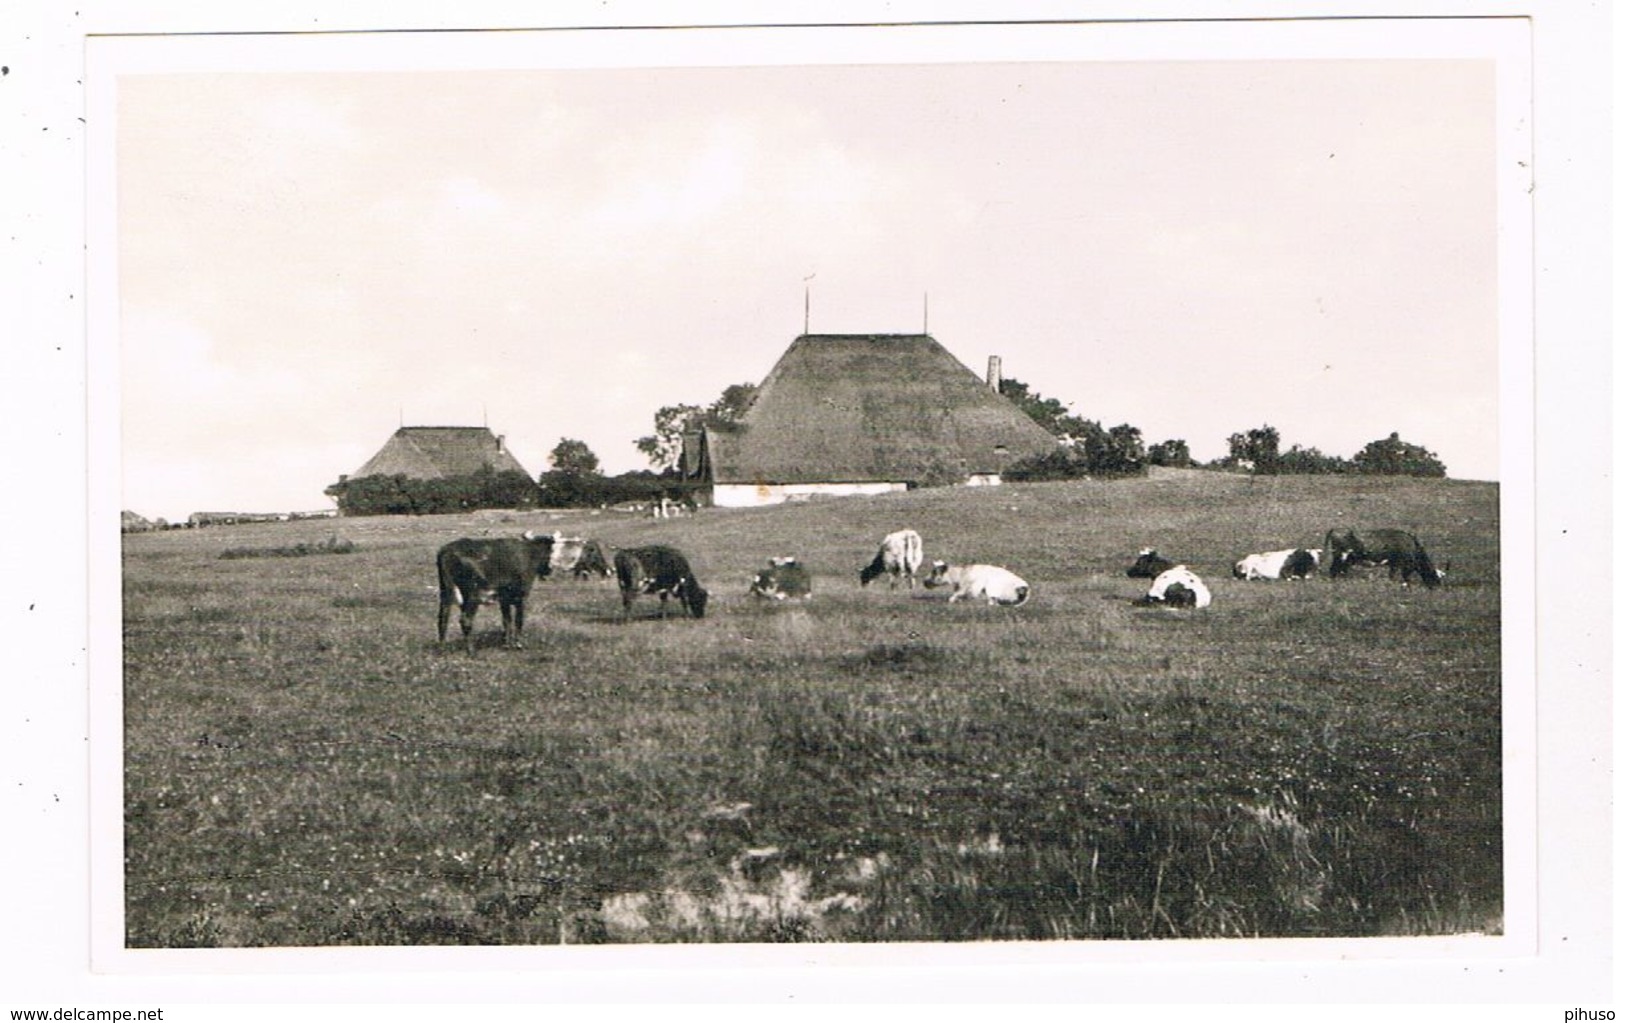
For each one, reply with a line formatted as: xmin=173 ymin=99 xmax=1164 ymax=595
xmin=121 ymin=472 xmax=1501 ymax=944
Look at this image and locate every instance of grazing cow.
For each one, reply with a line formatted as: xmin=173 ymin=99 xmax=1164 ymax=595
xmin=436 ymin=532 xmax=558 ymax=653
xmin=923 ymin=560 xmax=1030 ymax=606
xmin=750 ymin=556 xmax=813 ymax=601
xmin=570 ymin=539 xmax=613 ymax=580
xmin=860 ymin=529 xmax=924 ymax=589
xmin=1126 ymin=547 xmax=1177 ymax=579
xmin=614 ymin=545 xmax=709 ymax=618
xmin=1233 ymin=547 xmax=1322 ymax=581
xmin=1324 ymin=528 xmax=1447 ymax=588
xmin=1139 ymin=565 xmax=1212 ymax=608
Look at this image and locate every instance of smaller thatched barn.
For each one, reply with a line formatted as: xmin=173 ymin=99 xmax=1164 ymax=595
xmin=697 ymin=334 xmax=1058 ymax=507
xmin=345 ymin=426 xmax=531 ymax=482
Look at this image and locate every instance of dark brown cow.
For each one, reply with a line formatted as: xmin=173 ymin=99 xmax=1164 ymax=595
xmin=614 ymin=545 xmax=709 ymax=619
xmin=436 ymin=533 xmax=557 ymax=653
xmin=1324 ymin=528 xmax=1447 ymax=588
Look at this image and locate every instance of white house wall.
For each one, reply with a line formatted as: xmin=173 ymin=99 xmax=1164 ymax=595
xmin=711 ymin=481 xmax=909 ymax=508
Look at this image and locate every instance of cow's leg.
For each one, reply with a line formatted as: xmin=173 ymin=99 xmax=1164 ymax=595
xmin=438 ymin=596 xmax=454 ymax=643
xmin=499 ymin=599 xmax=517 ymax=648
xmin=510 ymin=598 xmax=527 ymax=649
xmin=459 ymin=597 xmax=481 ymax=654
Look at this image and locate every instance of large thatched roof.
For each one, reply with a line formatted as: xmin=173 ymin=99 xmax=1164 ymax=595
xmin=350 ymin=427 xmax=531 ymax=480
xmin=705 ymin=334 xmax=1058 ymax=487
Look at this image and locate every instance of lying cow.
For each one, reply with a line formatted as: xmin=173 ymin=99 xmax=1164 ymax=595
xmin=1126 ymin=547 xmax=1177 ymax=579
xmin=614 ymin=545 xmax=710 ymax=618
xmin=750 ymin=556 xmax=813 ymax=600
xmin=436 ymin=531 xmax=558 ymax=653
xmin=1138 ymin=565 xmax=1212 ymax=609
xmin=923 ymin=560 xmax=1030 ymax=606
xmin=1324 ymin=528 xmax=1447 ymax=588
xmin=860 ymin=529 xmax=924 ymax=589
xmin=1233 ymin=547 xmax=1322 ymax=581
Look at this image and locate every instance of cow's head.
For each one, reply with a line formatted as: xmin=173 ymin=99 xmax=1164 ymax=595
xmin=683 ymin=580 xmax=710 ymax=618
xmin=1127 ymin=548 xmax=1172 ymax=579
xmin=922 ymin=560 xmax=952 ymax=588
xmin=1161 ymin=582 xmax=1198 ymax=607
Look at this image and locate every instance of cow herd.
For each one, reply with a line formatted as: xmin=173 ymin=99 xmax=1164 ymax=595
xmin=434 ymin=524 xmax=1448 ymax=652
xmin=1125 ymin=527 xmax=1447 ymax=611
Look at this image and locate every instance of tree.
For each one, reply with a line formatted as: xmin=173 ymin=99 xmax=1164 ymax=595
xmin=1351 ymin=432 xmax=1447 ymax=477
xmin=1226 ymin=424 xmax=1281 ymax=473
xmin=999 ymin=378 xmax=1091 ymax=438
xmin=548 ymin=437 xmax=601 ymax=476
xmin=1276 ymin=444 xmax=1348 ymax=475
xmin=1147 ymin=439 xmax=1192 ymax=468
xmin=634 ymin=383 xmax=759 ymax=470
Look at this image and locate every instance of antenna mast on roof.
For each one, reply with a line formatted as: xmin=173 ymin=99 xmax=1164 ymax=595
xmin=803 ymin=273 xmax=815 ymax=335
xmin=398 ymin=406 xmax=403 ymax=429
xmin=482 ymin=404 xmax=488 ymax=429
xmin=923 ymin=292 xmax=929 ymax=335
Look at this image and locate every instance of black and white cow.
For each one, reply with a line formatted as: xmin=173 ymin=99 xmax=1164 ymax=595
xmin=860 ymin=529 xmax=924 ymax=589
xmin=436 ymin=532 xmax=558 ymax=653
xmin=1324 ymin=529 xmax=1447 ymax=588
xmin=614 ymin=545 xmax=710 ymax=618
xmin=1126 ymin=547 xmax=1177 ymax=579
xmin=750 ymin=556 xmax=813 ymax=600
xmin=1137 ymin=565 xmax=1213 ymax=608
xmin=1233 ymin=547 xmax=1322 ymax=581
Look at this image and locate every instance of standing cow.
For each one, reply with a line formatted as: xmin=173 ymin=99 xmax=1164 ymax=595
xmin=1324 ymin=529 xmax=1447 ymax=588
xmin=614 ymin=545 xmax=710 ymax=618
xmin=436 ymin=532 xmax=558 ymax=653
xmin=923 ymin=560 xmax=1030 ymax=606
xmin=860 ymin=529 xmax=924 ymax=589
xmin=570 ymin=539 xmax=613 ymax=580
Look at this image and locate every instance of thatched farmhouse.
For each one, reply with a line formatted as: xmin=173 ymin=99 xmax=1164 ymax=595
xmin=343 ymin=426 xmax=531 ymax=483
xmin=692 ymin=334 xmax=1058 ymax=508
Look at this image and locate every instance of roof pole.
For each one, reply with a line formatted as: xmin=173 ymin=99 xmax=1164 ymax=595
xmin=923 ymin=292 xmax=929 ymax=335
xmin=803 ymin=273 xmax=815 ymax=335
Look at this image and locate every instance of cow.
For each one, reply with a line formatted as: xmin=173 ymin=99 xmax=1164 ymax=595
xmin=614 ymin=545 xmax=710 ymax=619
xmin=436 ymin=532 xmax=558 ymax=653
xmin=1233 ymin=547 xmax=1322 ymax=581
xmin=570 ymin=539 xmax=613 ymax=580
xmin=923 ymin=560 xmax=1030 ymax=606
xmin=750 ymin=556 xmax=813 ymax=601
xmin=1324 ymin=528 xmax=1447 ymax=588
xmin=859 ymin=529 xmax=925 ymax=589
xmin=1138 ymin=565 xmax=1213 ymax=609
xmin=1126 ymin=547 xmax=1177 ymax=579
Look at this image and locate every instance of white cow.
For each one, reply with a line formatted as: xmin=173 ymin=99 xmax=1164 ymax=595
xmin=859 ymin=529 xmax=924 ymax=589
xmin=923 ymin=560 xmax=1030 ymax=606
xmin=1232 ymin=547 xmax=1321 ymax=581
xmin=1143 ymin=565 xmax=1212 ymax=608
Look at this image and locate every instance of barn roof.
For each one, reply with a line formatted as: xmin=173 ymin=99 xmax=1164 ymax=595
xmin=350 ymin=427 xmax=531 ymax=480
xmin=704 ymin=334 xmax=1058 ymax=487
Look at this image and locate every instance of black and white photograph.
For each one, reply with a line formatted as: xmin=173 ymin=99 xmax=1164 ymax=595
xmin=5 ymin=0 xmax=1611 ymax=1013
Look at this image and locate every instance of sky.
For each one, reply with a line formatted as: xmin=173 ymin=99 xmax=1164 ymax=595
xmin=113 ymin=44 xmax=1507 ymax=523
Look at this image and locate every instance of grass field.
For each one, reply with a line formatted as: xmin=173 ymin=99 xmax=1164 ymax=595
xmin=122 ymin=470 xmax=1502 ymax=945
